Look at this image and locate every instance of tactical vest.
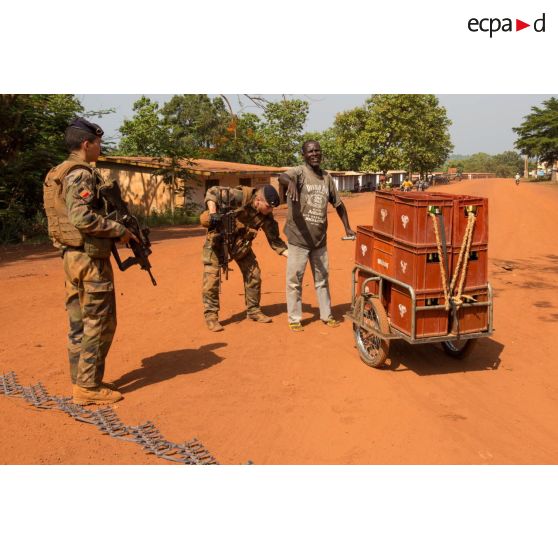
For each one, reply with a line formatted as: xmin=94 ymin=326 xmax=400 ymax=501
xmin=200 ymin=186 xmax=256 ymax=228
xmin=43 ymin=160 xmax=93 ymax=247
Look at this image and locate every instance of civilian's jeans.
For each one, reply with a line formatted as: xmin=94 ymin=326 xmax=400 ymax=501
xmin=286 ymin=243 xmax=332 ymax=323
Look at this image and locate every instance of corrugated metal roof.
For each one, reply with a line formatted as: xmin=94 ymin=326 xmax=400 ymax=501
xmin=97 ymin=156 xmax=288 ymax=175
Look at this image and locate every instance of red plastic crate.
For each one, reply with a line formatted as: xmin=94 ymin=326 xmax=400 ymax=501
xmin=371 ymin=232 xmax=395 ymax=276
xmin=431 ymin=193 xmax=489 ymax=246
xmin=355 ymin=270 xmax=393 ymax=316
xmin=355 ymin=225 xmax=374 ymax=268
xmin=356 ymin=268 xmax=379 ymax=296
xmin=453 ymin=196 xmax=489 ymax=246
xmin=454 ymin=287 xmax=490 ymax=334
xmin=373 ymin=190 xmax=395 ymax=237
xmin=449 ymin=244 xmax=488 ymax=290
xmin=390 ymin=286 xmax=449 ymax=338
xmin=393 ymin=192 xmax=454 ymax=247
xmin=394 ymin=241 xmax=450 ymax=291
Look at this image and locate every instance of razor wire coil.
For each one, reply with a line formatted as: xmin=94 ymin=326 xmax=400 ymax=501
xmin=1 ymin=371 xmax=218 ymax=465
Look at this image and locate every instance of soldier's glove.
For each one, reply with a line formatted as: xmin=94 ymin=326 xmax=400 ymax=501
xmin=210 ymin=213 xmax=222 ymax=227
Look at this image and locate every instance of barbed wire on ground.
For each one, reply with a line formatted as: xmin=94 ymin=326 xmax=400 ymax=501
xmin=0 ymin=371 xmax=218 ymax=465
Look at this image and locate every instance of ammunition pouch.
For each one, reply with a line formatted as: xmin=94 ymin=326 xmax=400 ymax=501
xmin=199 ymin=209 xmax=211 ymax=228
xmin=230 ymin=227 xmax=258 ymax=260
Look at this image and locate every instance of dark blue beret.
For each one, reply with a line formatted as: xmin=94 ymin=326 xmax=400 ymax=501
xmin=67 ymin=117 xmax=104 ymax=137
xmin=262 ymin=185 xmax=280 ymax=207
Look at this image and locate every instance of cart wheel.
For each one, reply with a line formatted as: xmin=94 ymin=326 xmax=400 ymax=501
xmin=353 ymin=296 xmax=390 ymax=368
xmin=441 ymin=338 xmax=478 ymax=359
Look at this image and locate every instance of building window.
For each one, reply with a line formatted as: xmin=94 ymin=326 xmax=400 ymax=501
xmin=205 ymin=179 xmax=219 ymax=192
xmin=239 ymin=178 xmax=252 ymax=187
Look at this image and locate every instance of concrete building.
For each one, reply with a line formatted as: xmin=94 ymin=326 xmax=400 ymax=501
xmin=95 ymin=156 xmax=287 ymax=215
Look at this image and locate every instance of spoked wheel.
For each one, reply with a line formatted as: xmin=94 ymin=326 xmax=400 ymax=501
xmin=353 ymin=296 xmax=390 ymax=368
xmin=441 ymin=338 xmax=477 ymax=359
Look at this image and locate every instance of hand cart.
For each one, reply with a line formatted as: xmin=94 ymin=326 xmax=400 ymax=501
xmin=345 ymin=264 xmax=494 ymax=368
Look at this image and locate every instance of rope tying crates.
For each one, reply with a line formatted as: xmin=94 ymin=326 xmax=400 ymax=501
xmin=429 ymin=209 xmax=477 ymax=311
xmin=449 ymin=211 xmax=477 ymax=308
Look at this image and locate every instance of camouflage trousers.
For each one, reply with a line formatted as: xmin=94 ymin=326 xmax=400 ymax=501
xmin=63 ymin=250 xmax=117 ymax=388
xmin=202 ymin=238 xmax=262 ymax=320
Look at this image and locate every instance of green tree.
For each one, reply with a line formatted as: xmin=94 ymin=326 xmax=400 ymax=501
xmin=0 ymin=94 xmax=86 ymax=242
xmin=256 ymin=99 xmax=309 ymax=166
xmin=459 ymin=152 xmax=493 ymax=173
xmin=400 ymin=95 xmax=453 ymax=177
xmin=513 ymin=97 xmax=558 ymax=168
xmin=118 ymin=96 xmax=198 ymax=214
xmin=118 ymin=96 xmax=169 ymax=157
xmin=489 ymin=150 xmax=524 ymax=177
xmin=317 ymin=95 xmax=453 ymax=176
xmin=213 ymin=112 xmax=264 ymax=164
xmin=320 ymin=106 xmax=369 ymax=170
xmin=160 ymin=94 xmax=230 ymax=158
xmin=446 ymin=151 xmax=524 ymax=178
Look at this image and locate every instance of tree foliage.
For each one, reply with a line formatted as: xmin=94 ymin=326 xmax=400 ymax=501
xmin=118 ymin=95 xmax=310 ymax=168
xmin=118 ymin=96 xmax=169 ymax=157
xmin=255 ymin=99 xmax=309 ymax=166
xmin=513 ymin=97 xmax=558 ymax=167
xmin=214 ymin=112 xmax=263 ymax=164
xmin=118 ymin=96 xmax=199 ymax=213
xmin=314 ymin=94 xmax=453 ymax=175
xmin=446 ymin=150 xmax=524 ymax=177
xmin=0 ymin=95 xmax=89 ymax=242
xmin=160 ymin=94 xmax=230 ymax=158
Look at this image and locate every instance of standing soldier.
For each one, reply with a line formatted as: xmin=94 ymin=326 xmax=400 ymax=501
xmin=43 ymin=118 xmax=137 ymax=405
xmin=201 ymin=184 xmax=288 ymax=332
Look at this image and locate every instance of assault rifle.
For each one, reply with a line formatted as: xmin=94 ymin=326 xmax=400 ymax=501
xmin=99 ymin=180 xmax=157 ymax=286
xmin=214 ymin=187 xmax=237 ymax=281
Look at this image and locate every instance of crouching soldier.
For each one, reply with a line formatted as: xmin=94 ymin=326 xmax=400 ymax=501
xmin=43 ymin=118 xmax=137 ymax=405
xmin=201 ymin=184 xmax=288 ymax=332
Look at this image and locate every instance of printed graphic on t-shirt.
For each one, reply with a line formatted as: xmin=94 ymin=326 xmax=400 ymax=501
xmin=304 ymin=184 xmax=328 ymax=225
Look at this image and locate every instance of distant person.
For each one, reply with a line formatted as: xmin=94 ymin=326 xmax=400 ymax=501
xmin=278 ymin=140 xmax=355 ymax=332
xmin=402 ymin=176 xmax=413 ymax=192
xmin=515 ymin=172 xmax=521 ymax=186
xmin=43 ymin=118 xmax=137 ymax=406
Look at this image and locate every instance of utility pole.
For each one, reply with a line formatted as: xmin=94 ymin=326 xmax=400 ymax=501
xmin=523 ymin=154 xmax=529 ymax=178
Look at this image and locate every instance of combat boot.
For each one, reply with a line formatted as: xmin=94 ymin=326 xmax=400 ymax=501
xmin=206 ymin=317 xmax=224 ymax=332
xmin=73 ymin=385 xmax=123 ymax=406
xmin=248 ymin=310 xmax=272 ymax=323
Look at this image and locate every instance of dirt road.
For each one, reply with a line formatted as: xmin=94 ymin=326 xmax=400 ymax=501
xmin=1 ymin=179 xmax=558 ymax=464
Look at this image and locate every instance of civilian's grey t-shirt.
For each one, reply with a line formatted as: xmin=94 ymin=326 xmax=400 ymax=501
xmin=284 ymin=164 xmax=342 ymax=249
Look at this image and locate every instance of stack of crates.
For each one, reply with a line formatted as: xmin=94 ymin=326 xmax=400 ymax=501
xmin=355 ymin=190 xmax=489 ymax=338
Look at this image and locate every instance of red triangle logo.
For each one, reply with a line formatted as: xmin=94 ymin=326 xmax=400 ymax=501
xmin=516 ymin=19 xmax=530 ymax=31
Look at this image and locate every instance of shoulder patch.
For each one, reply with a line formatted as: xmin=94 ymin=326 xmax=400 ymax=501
xmin=79 ymin=188 xmax=93 ymax=201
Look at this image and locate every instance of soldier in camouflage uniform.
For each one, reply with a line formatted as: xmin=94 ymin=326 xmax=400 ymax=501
xmin=43 ymin=118 xmax=137 ymax=405
xmin=202 ymin=184 xmax=288 ymax=332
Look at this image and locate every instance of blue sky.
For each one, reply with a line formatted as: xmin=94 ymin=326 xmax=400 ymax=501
xmin=79 ymin=94 xmax=553 ymax=156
